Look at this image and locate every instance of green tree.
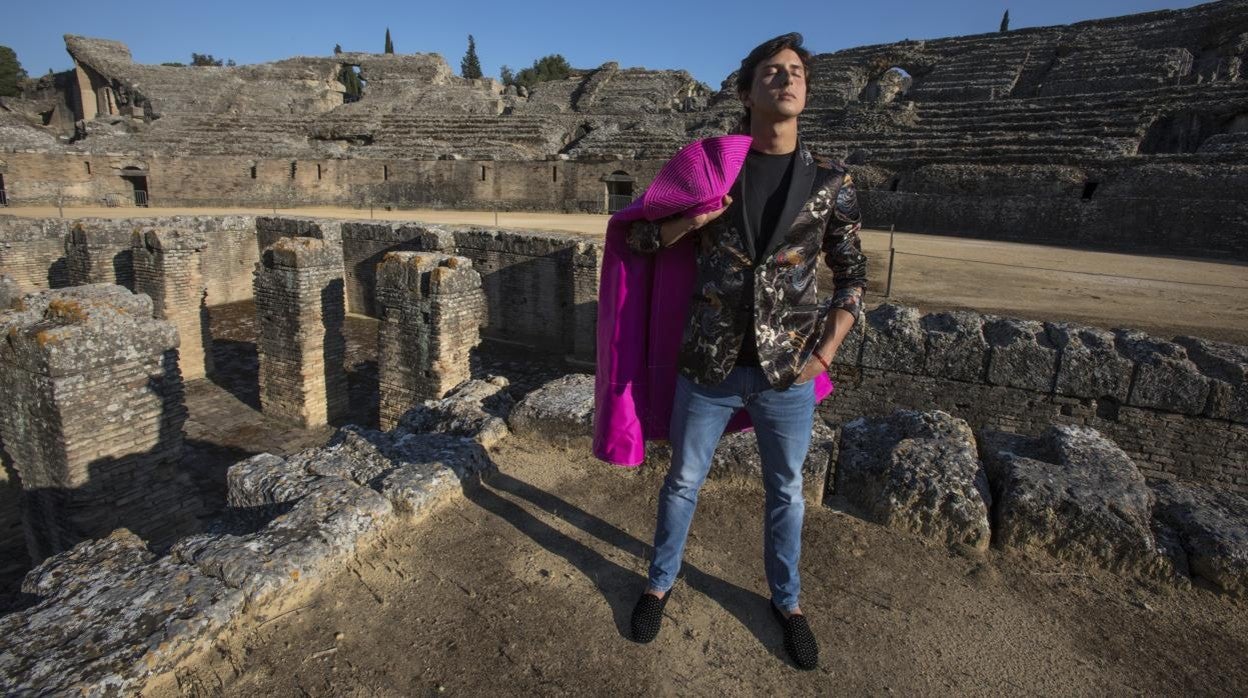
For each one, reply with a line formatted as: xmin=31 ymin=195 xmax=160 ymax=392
xmin=384 ymin=28 xmax=394 ymax=54
xmin=461 ymin=34 xmax=482 ymax=79
xmin=0 ymin=46 xmax=29 ymax=97
xmin=511 ymin=54 xmax=571 ymax=90
xmin=1000 ymin=10 xmax=1010 ymax=32
xmin=191 ymin=53 xmax=224 ymax=66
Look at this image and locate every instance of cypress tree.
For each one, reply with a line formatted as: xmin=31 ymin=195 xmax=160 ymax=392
xmin=461 ymin=35 xmax=483 ymax=79
xmin=456 ymin=35 xmax=479 ymax=79
xmin=384 ymin=28 xmax=394 ymax=54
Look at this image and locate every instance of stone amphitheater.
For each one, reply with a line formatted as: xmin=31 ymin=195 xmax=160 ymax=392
xmin=0 ymin=2 xmax=1246 ymax=695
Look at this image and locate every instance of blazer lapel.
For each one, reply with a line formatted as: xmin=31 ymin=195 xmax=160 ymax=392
xmin=726 ymin=171 xmax=753 ymax=258
xmin=759 ymin=140 xmax=816 ymax=262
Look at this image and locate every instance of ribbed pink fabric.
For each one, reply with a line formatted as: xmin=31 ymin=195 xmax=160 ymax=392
xmin=593 ymin=135 xmax=834 ymax=467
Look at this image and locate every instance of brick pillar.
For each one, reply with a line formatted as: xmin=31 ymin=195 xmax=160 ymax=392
xmin=131 ymin=228 xmax=214 ymax=380
xmin=65 ymin=223 xmax=134 ymax=289
xmin=376 ymin=252 xmax=484 ymax=430
xmin=569 ymin=240 xmax=601 ymax=365
xmin=0 ymin=284 xmax=193 ymax=562
xmin=254 ymin=237 xmax=348 ymax=427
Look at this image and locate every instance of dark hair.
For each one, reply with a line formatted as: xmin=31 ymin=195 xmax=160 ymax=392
xmin=735 ymin=33 xmax=813 ymax=131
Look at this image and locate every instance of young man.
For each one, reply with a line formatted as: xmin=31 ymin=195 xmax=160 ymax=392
xmin=625 ymin=33 xmax=868 ymax=670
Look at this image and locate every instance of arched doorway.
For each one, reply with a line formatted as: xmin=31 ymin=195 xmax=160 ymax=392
xmin=120 ymin=166 xmax=149 ymax=207
xmin=862 ymin=66 xmax=913 ymax=104
xmin=603 ymin=171 xmax=634 ymax=213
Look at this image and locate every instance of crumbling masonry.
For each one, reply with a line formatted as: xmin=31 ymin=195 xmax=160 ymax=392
xmin=253 ymin=237 xmax=348 ymax=428
xmin=0 ymin=284 xmax=197 ymax=561
xmin=131 ymin=227 xmax=214 ymax=380
xmin=375 ymin=252 xmax=484 ymax=430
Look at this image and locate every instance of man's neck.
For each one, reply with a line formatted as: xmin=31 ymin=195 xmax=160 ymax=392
xmin=749 ymin=117 xmax=799 ymax=155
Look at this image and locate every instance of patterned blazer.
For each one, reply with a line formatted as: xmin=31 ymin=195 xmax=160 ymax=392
xmin=627 ymin=137 xmax=868 ymax=390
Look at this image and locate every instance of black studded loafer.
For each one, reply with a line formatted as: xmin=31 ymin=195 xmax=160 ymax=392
xmin=630 ymin=587 xmax=673 ymax=643
xmin=771 ymin=601 xmax=819 ymax=670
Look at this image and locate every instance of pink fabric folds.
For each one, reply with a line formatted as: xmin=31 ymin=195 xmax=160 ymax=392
xmin=593 ymin=135 xmax=834 ymax=467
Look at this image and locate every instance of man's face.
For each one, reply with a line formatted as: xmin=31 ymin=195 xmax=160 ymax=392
xmin=740 ymin=47 xmax=807 ymax=123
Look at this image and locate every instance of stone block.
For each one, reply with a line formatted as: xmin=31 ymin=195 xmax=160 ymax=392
xmin=984 ymin=316 xmax=1058 ymax=393
xmin=507 ymin=374 xmax=595 ymax=448
xmin=1151 ymin=481 xmax=1248 ymax=597
xmin=1049 ymin=322 xmax=1132 ymax=401
xmin=861 ymin=302 xmax=924 ymax=373
xmin=836 ymin=410 xmax=991 ymax=550
xmin=921 ymin=310 xmax=987 ymax=382
xmin=982 ymin=425 xmax=1175 ymax=578
xmin=1173 ymin=335 xmax=1248 ymax=423
xmin=1117 ymin=330 xmax=1211 ymax=415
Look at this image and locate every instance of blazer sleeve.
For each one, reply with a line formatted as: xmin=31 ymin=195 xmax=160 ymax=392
xmin=821 ymin=172 xmax=868 ymax=323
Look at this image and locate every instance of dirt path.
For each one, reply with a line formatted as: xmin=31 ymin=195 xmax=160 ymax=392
xmin=172 ymin=436 xmax=1248 ymax=696
xmin=7 ymin=205 xmax=1245 ymax=345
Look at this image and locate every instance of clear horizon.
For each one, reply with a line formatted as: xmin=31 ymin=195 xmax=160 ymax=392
xmin=3 ymin=0 xmax=1213 ymax=88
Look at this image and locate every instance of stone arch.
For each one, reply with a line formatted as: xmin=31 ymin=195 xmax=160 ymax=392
xmin=602 ymin=170 xmax=635 ymax=213
xmin=861 ymin=66 xmax=914 ymax=104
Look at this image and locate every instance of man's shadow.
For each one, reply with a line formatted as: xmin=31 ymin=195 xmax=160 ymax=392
xmin=463 ymin=467 xmax=787 ymax=659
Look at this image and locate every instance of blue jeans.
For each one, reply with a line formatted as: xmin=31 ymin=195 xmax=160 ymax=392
xmin=647 ymin=366 xmax=816 ymax=612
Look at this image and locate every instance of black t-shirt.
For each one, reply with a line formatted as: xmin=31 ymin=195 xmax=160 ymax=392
xmin=736 ymin=147 xmax=795 ymax=367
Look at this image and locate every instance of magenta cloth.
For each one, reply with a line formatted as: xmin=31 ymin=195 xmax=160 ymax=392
xmin=593 ymin=135 xmax=834 ymax=467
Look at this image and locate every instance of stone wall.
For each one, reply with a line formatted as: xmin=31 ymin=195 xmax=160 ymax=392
xmin=0 ymin=218 xmax=70 ymax=290
xmin=450 ymin=228 xmax=600 ymax=364
xmin=0 ymin=284 xmax=200 ymax=562
xmin=268 ymin=216 xmax=601 ymax=363
xmin=0 ymin=214 xmax=256 ymax=302
xmin=0 ymin=152 xmax=660 ymax=214
xmin=857 ymin=163 xmax=1248 ymax=259
xmin=819 ymin=303 xmax=1248 ymax=494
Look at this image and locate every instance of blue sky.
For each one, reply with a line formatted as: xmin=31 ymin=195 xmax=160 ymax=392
xmin=2 ymin=0 xmax=1210 ymax=87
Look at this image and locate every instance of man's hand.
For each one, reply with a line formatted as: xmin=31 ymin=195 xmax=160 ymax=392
xmin=794 ymin=348 xmax=832 ymax=385
xmin=660 ymin=194 xmax=733 ymax=246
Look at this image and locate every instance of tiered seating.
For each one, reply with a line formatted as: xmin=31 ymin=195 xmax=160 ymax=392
xmin=800 ymin=80 xmax=1248 ymax=167
xmin=311 ymin=113 xmax=560 ymax=159
xmin=566 ymin=128 xmax=692 ymax=159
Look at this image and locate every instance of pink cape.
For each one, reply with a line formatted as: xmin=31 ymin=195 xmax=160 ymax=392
xmin=592 ymin=195 xmax=834 ymax=468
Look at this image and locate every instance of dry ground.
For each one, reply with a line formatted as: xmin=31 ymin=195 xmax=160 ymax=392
xmin=168 ymin=436 xmax=1248 ymax=697
xmin=7 ymin=205 xmax=1245 ymax=345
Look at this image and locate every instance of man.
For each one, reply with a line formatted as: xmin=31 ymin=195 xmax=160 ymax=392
xmin=625 ymin=33 xmax=867 ymax=671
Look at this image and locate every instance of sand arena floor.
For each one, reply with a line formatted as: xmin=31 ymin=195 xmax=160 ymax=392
xmin=8 ymin=204 xmax=1246 ymax=345
xmin=165 ymin=436 xmax=1248 ymax=696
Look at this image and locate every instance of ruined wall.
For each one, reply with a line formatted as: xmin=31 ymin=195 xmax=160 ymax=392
xmin=0 ymin=215 xmax=256 ymax=302
xmin=0 ymin=285 xmax=201 ymax=561
xmin=820 ymin=304 xmax=1248 ymax=494
xmin=376 ymin=252 xmax=484 ymax=429
xmin=264 ymin=215 xmax=601 ymax=363
xmin=0 ymin=218 xmax=71 ymax=290
xmin=0 ymin=152 xmax=658 ymax=214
